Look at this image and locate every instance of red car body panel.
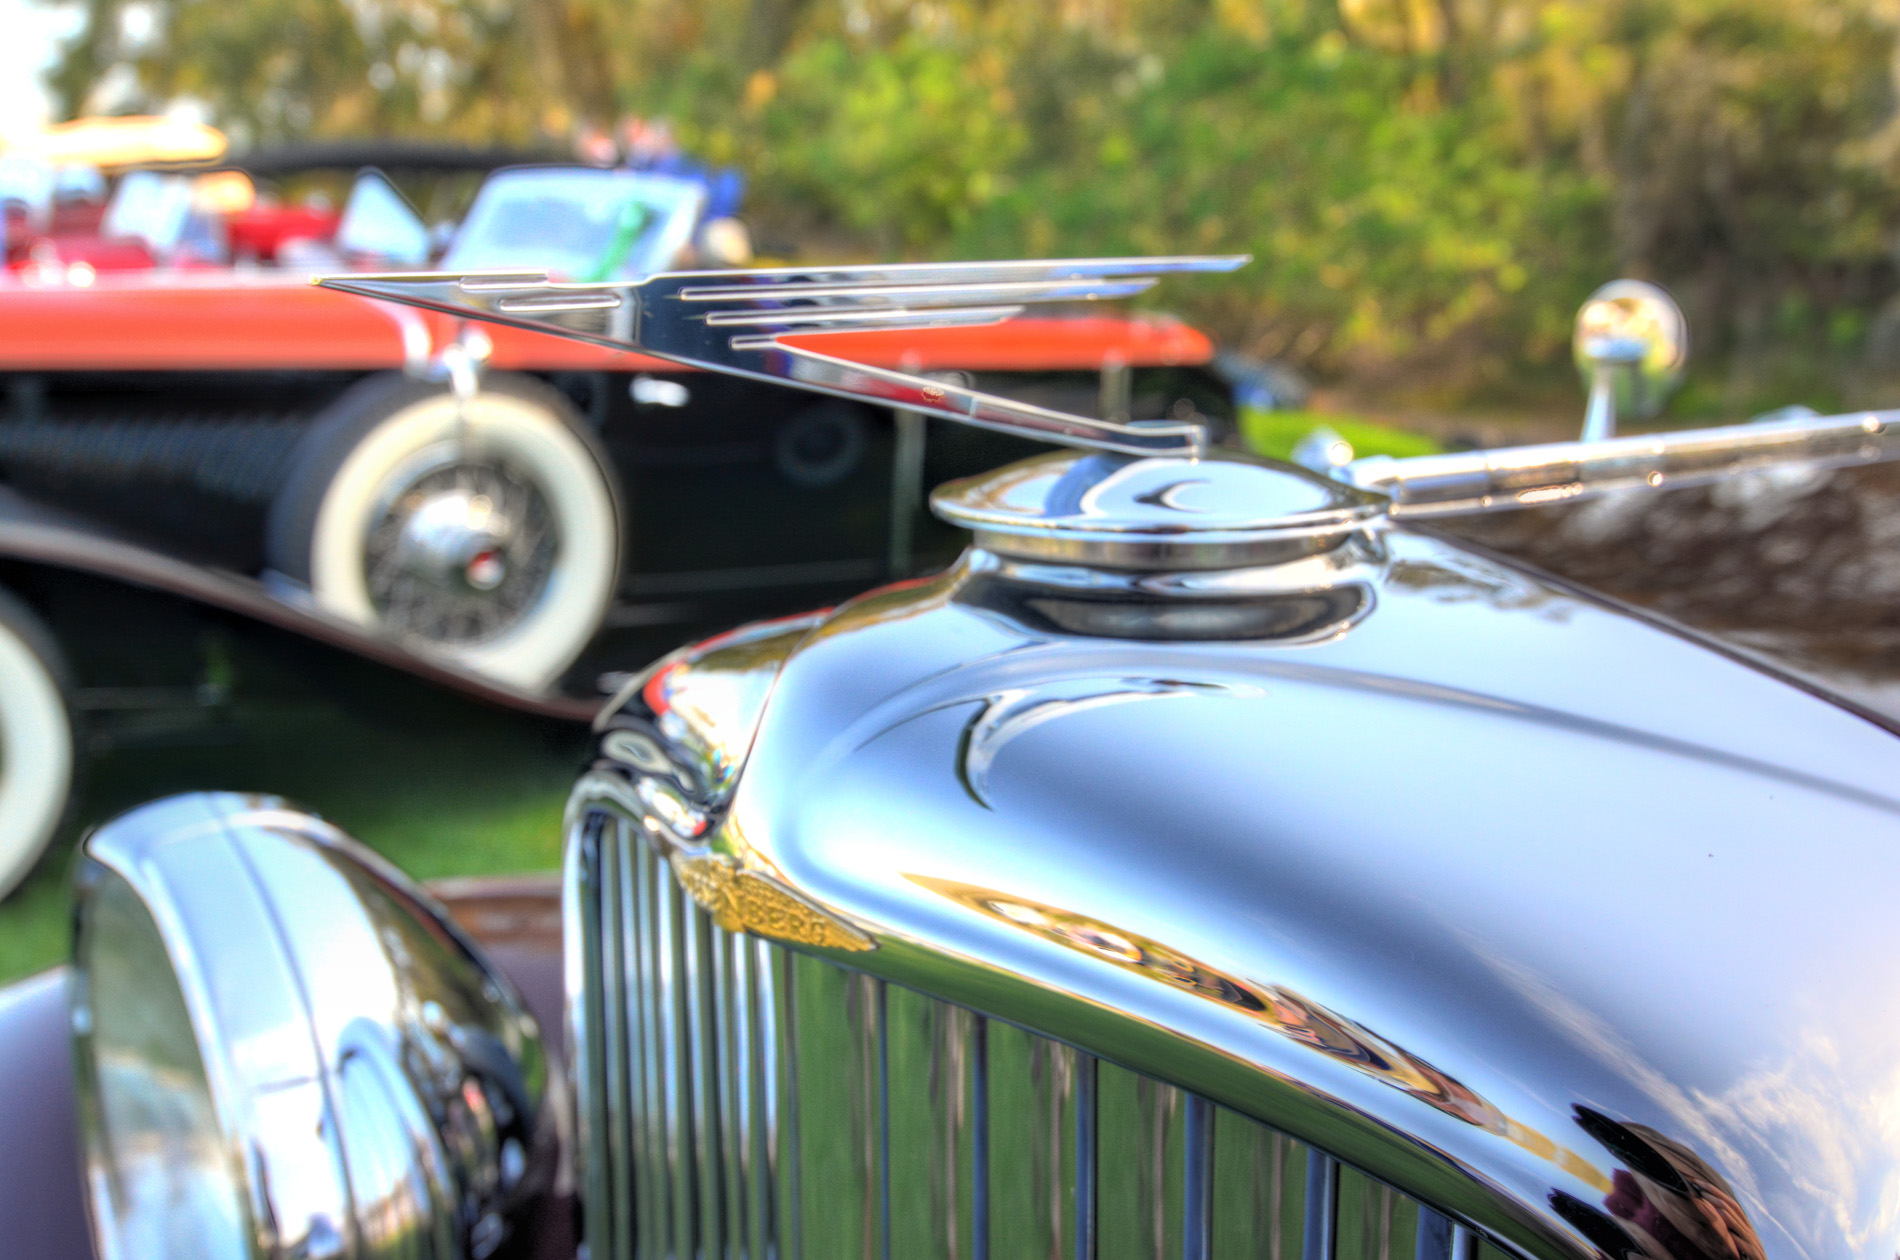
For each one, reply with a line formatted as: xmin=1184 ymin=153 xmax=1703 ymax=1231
xmin=224 ymin=204 xmax=342 ymax=260
xmin=0 ymin=273 xmax=1216 ymax=373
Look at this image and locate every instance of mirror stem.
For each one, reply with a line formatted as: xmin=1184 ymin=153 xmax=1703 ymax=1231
xmin=1581 ymin=361 xmax=1620 ymax=442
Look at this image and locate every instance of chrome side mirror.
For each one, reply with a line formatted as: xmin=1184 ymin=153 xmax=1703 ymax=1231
xmin=70 ymin=793 xmax=553 ymax=1260
xmin=1573 ymin=279 xmax=1688 ymax=440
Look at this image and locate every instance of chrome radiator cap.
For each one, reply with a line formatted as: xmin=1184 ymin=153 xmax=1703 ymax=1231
xmin=931 ymin=447 xmax=1387 ymax=572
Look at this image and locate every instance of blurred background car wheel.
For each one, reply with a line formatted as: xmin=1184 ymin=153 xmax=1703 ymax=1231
xmin=0 ymin=588 xmax=75 ymax=901
xmin=267 ymin=371 xmax=621 ymax=692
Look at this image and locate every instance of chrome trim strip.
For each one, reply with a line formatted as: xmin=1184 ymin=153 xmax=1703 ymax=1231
xmin=657 ymin=864 xmax=691 ymax=1260
xmin=720 ymin=929 xmax=748 ymax=1259
xmin=876 ymin=979 xmax=892 ymax=1260
xmin=1350 ymin=407 xmax=1900 ymax=517
xmin=1418 ymin=1208 xmax=1455 ymax=1260
xmin=625 ymin=826 xmax=658 ymax=1260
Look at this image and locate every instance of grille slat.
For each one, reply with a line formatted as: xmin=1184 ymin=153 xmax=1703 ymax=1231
xmin=574 ymin=817 xmax=614 ymax=1260
xmin=602 ymin=828 xmax=635 ymax=1259
xmin=743 ymin=935 xmax=776 ymax=1260
xmin=661 ymin=873 xmax=693 ymax=1260
xmin=720 ymin=930 xmax=746 ymax=1260
xmin=972 ymin=1015 xmax=990 ymax=1260
xmin=1184 ymin=1096 xmax=1214 ymax=1260
xmin=986 ymin=1020 xmax=1078 ymax=1260
xmin=631 ymin=836 xmax=665 ymax=1260
xmin=1075 ymin=1054 xmax=1097 ymax=1260
xmin=1306 ymin=1152 xmax=1341 ymax=1260
xmin=772 ymin=945 xmax=801 ymax=1260
xmin=684 ymin=899 xmax=726 ymax=1257
xmin=575 ymin=808 xmax=1494 ymax=1260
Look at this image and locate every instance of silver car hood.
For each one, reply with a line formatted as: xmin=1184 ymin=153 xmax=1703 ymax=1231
xmin=649 ymin=527 xmax=1900 ymax=1260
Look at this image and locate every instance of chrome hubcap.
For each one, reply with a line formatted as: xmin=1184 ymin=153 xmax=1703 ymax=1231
xmin=365 ymin=460 xmax=556 ymax=647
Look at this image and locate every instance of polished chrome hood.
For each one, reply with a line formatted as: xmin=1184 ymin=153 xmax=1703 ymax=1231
xmin=597 ymin=511 xmax=1900 ymax=1260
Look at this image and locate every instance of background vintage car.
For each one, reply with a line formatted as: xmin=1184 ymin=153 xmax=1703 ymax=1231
xmin=2 ymin=142 xmax=1269 ymax=685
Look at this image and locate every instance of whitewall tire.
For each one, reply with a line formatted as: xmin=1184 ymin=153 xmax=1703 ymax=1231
xmin=269 ymin=374 xmax=621 ymax=692
xmin=0 ymin=589 xmax=74 ymax=901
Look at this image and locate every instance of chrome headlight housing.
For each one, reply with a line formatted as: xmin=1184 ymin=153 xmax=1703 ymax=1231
xmin=71 ymin=792 xmax=553 ymax=1260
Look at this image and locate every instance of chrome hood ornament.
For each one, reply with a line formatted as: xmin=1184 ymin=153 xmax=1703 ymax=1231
xmin=317 ymin=256 xmax=1248 ymax=457
xmin=320 ymin=261 xmax=1900 ymax=576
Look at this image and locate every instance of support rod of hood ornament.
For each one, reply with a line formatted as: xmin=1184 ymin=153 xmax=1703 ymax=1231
xmin=1346 ymin=407 xmax=1900 ymax=518
xmin=316 ymin=256 xmax=1250 ymax=457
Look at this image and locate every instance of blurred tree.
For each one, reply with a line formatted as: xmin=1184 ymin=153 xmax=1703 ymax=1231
xmin=39 ymin=0 xmax=1900 ymax=405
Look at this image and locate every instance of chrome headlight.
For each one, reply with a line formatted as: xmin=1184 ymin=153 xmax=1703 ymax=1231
xmin=71 ymin=792 xmax=552 ymax=1260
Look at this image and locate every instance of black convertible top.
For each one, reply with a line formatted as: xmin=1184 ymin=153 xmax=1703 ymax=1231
xmin=228 ymin=140 xmax=567 ymax=176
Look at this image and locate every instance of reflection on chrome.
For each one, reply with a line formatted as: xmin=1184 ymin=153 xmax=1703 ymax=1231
xmin=78 ymin=853 xmax=254 ymax=1260
xmin=911 ymin=876 xmax=1615 ymax=1194
xmin=1555 ymin=1111 xmax=1767 ymax=1260
xmin=71 ymin=792 xmax=554 ymax=1260
xmin=585 ymin=613 xmax=874 ymax=949
xmin=911 ymin=876 xmax=1501 ymax=1121
xmin=89 ymin=1057 xmax=248 ymax=1260
xmin=619 ymin=611 xmax=827 ymax=804
xmin=958 ymin=678 xmax=1260 ymax=807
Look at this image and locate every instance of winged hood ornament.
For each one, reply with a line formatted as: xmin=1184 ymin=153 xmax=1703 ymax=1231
xmin=317 ymin=256 xmax=1249 ymax=457
xmin=320 ymin=259 xmax=1900 ymax=537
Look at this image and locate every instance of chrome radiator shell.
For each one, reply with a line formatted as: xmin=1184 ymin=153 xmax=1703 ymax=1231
xmin=566 ymin=790 xmax=1493 ymax=1260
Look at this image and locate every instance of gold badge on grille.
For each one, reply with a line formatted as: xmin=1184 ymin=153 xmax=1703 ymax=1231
xmin=674 ymin=853 xmax=873 ymax=952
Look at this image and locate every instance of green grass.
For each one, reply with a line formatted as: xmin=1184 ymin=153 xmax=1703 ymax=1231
xmin=1239 ymin=408 xmax=1444 ymax=463
xmin=0 ymin=696 xmax=590 ymax=986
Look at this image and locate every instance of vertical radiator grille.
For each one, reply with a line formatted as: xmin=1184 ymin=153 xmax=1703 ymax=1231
xmin=574 ymin=809 xmax=1506 ymax=1260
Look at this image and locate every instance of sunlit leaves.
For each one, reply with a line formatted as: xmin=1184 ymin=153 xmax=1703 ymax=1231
xmin=42 ymin=0 xmax=1900 ymax=398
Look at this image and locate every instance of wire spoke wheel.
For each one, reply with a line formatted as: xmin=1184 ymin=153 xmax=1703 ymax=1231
xmin=269 ymin=373 xmax=621 ymax=692
xmin=363 ymin=456 xmax=560 ymax=647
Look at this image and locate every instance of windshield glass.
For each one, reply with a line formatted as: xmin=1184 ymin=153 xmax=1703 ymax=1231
xmin=441 ymin=167 xmax=705 ymax=280
xmin=334 ymin=169 xmax=431 ymax=266
xmin=0 ymin=155 xmax=54 ymax=225
xmin=102 ymin=170 xmax=195 ymax=254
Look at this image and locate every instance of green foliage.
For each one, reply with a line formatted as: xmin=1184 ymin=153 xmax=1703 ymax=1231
xmin=1240 ymin=408 xmax=1446 ymax=460
xmin=760 ymin=33 xmax=1030 ymax=250
xmin=41 ymin=0 xmax=1900 ymax=405
xmin=0 ymin=701 xmax=583 ymax=985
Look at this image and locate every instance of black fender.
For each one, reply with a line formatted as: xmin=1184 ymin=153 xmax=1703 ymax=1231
xmin=0 ymin=485 xmax=594 ymax=721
